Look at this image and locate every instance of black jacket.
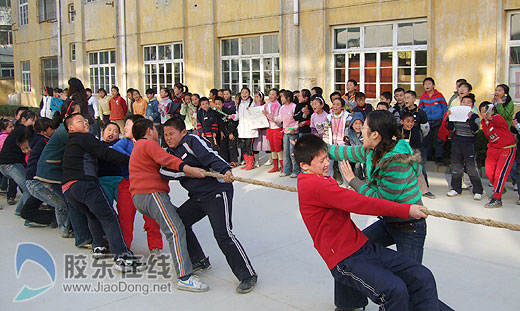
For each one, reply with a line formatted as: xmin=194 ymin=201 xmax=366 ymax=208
xmin=217 ymin=106 xmax=238 ymax=136
xmin=196 ymin=108 xmax=219 ymax=137
xmin=26 ymin=134 xmax=48 ymax=180
xmin=293 ymin=101 xmax=313 ymax=134
xmin=0 ymin=123 xmax=28 ymax=165
xmin=401 ymin=105 xmax=428 ymax=125
xmin=62 ymin=132 xmax=128 ymax=184
xmin=98 ymin=139 xmax=123 ymax=177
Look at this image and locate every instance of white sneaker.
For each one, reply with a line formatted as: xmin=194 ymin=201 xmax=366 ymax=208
xmin=264 ymin=159 xmax=272 ymax=166
xmin=514 ymin=184 xmax=518 ymax=191
xmin=462 ymin=183 xmax=472 ymax=190
xmin=177 ymin=275 xmax=209 ymax=292
xmin=446 ymin=190 xmax=460 ymax=197
xmin=254 ymin=161 xmax=260 ymax=168
xmin=473 ymin=193 xmax=482 ymax=200
xmin=279 ymin=172 xmax=288 ymax=177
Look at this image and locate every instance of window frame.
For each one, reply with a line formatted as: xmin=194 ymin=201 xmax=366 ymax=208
xmin=142 ymin=42 xmax=184 ymax=95
xmin=332 ymin=19 xmax=427 ymax=100
xmin=41 ymin=57 xmax=59 ymax=89
xmin=19 ymin=0 xmax=29 ymax=26
xmin=0 ymin=63 xmax=14 ymax=78
xmin=88 ymin=50 xmax=117 ymax=92
xmin=70 ymin=43 xmax=76 ymax=61
xmin=506 ymin=11 xmax=520 ymax=103
xmin=21 ymin=61 xmax=31 ymax=93
xmin=68 ymin=3 xmax=75 ymax=23
xmin=39 ymin=0 xmax=57 ymax=23
xmin=220 ymin=34 xmax=280 ymax=94
xmin=0 ymin=0 xmax=11 ymax=8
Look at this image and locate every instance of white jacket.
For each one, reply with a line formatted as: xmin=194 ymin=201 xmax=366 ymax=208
xmin=233 ymin=99 xmax=259 ymax=139
xmin=40 ymin=96 xmax=53 ymax=118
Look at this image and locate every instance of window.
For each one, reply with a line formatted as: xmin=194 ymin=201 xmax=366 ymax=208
xmin=221 ymin=34 xmax=280 ymax=94
xmin=0 ymin=0 xmax=11 ymax=8
xmin=19 ymin=0 xmax=29 ymax=26
xmin=508 ymin=13 xmax=520 ymax=102
xmin=1 ymin=64 xmax=14 ymax=77
xmin=0 ymin=25 xmax=12 ymax=45
xmin=39 ymin=0 xmax=56 ymax=22
xmin=88 ymin=50 xmax=116 ymax=91
xmin=333 ymin=21 xmax=427 ymax=100
xmin=41 ymin=57 xmax=58 ymax=88
xmin=68 ymin=4 xmax=75 ymax=23
xmin=21 ymin=61 xmax=30 ymax=92
xmin=143 ymin=43 xmax=183 ymax=95
xmin=70 ymin=43 xmax=76 ymax=61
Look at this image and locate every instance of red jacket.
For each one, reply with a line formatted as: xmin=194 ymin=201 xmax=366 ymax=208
xmin=129 ymin=139 xmax=185 ymax=196
xmin=481 ymin=114 xmax=516 ymax=149
xmin=297 ymin=173 xmax=410 ymax=270
xmin=109 ymin=95 xmax=128 ymax=120
xmin=438 ymin=111 xmax=450 ymax=142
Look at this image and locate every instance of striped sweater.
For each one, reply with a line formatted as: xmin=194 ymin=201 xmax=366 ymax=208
xmin=418 ymin=89 xmax=448 ymax=121
xmin=329 ymin=139 xmax=422 ymax=223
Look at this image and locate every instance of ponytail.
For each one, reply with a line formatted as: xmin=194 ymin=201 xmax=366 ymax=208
xmin=366 ymin=110 xmax=403 ymax=168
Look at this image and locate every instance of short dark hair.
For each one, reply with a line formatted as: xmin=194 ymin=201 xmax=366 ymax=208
xmin=479 ymin=101 xmax=492 ymax=112
xmin=459 ymin=82 xmax=472 ymax=91
xmin=15 ymin=106 xmax=29 ymax=116
xmin=405 ymin=90 xmax=417 ymax=98
xmin=311 ymin=86 xmax=323 ymax=96
xmin=355 ymin=92 xmax=365 ymax=100
xmin=145 ymin=88 xmax=155 ymax=95
xmin=394 ymin=87 xmax=405 ymax=94
xmin=132 ymin=118 xmax=154 ymax=140
xmin=456 ymin=78 xmax=468 ymax=84
xmin=301 ymin=89 xmax=311 ymax=100
xmin=294 ymin=134 xmax=328 ymax=166
xmin=127 ymin=88 xmax=135 ymax=94
xmin=376 ymin=102 xmax=389 ymax=109
xmin=461 ymin=95 xmax=475 ymax=106
xmin=329 ymin=91 xmax=341 ymax=102
xmin=400 ymin=111 xmax=415 ymax=121
xmin=163 ymin=117 xmax=186 ymax=132
xmin=191 ymin=93 xmax=200 ymax=99
xmin=380 ymin=91 xmax=392 ymax=101
xmin=199 ymin=97 xmax=210 ymax=104
xmin=20 ymin=110 xmax=37 ymax=121
xmin=16 ymin=132 xmax=28 ymax=147
xmin=423 ymin=77 xmax=435 ymax=85
xmin=125 ymin=114 xmax=145 ymax=124
xmin=347 ymin=79 xmax=358 ymax=86
xmin=333 ymin=97 xmax=346 ymax=107
xmin=214 ymin=96 xmax=224 ymax=103
xmin=85 ymin=88 xmax=93 ymax=93
xmin=210 ymin=89 xmax=218 ymax=96
xmin=34 ymin=117 xmax=54 ymax=133
xmin=104 ymin=122 xmax=121 ymax=133
xmin=64 ymin=113 xmax=84 ymax=132
xmin=98 ymin=88 xmax=107 ymax=95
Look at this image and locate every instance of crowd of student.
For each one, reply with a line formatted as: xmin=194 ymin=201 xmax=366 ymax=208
xmin=1 ymin=74 xmax=517 ymax=309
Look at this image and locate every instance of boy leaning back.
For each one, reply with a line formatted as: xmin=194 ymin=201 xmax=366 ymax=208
xmin=128 ymin=118 xmax=209 ymax=292
xmin=294 ymin=134 xmax=442 ymax=311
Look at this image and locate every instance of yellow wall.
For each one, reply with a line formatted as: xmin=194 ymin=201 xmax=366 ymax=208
xmin=0 ymin=78 xmax=14 ymax=105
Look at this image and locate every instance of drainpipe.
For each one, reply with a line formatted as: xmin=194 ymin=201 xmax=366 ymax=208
xmin=117 ymin=0 xmax=127 ymax=93
xmin=56 ymin=0 xmax=63 ymax=87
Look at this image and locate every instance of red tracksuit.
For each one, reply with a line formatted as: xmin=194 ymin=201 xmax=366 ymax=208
xmin=481 ymin=114 xmax=517 ymax=199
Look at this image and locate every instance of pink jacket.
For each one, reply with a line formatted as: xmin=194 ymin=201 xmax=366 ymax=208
xmin=0 ymin=132 xmax=8 ymax=150
xmin=275 ymin=103 xmax=298 ymax=134
xmin=264 ymin=100 xmax=281 ymax=129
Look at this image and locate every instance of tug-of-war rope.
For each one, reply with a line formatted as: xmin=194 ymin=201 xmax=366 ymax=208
xmin=204 ymin=172 xmax=520 ymax=232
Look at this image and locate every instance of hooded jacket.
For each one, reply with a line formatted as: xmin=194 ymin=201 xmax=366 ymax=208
xmin=329 ymin=139 xmax=422 ymax=223
xmin=346 ymin=112 xmax=365 ymax=146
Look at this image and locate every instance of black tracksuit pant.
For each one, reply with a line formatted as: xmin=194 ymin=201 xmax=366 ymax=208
xmin=176 ymin=189 xmax=256 ymax=281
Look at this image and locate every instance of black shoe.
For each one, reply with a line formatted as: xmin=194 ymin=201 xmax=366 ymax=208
xmin=192 ymin=257 xmax=212 ymax=273
xmin=485 ymin=198 xmax=503 ymax=208
xmin=236 ymin=274 xmax=257 ymax=294
xmin=7 ymin=198 xmax=16 ymax=205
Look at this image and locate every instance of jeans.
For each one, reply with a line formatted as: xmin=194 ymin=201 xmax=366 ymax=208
xmin=26 ymin=179 xmax=71 ymax=234
xmin=0 ymin=164 xmax=30 ymax=214
xmin=328 ymin=160 xmax=347 ymax=184
xmin=283 ymin=133 xmax=300 ymax=175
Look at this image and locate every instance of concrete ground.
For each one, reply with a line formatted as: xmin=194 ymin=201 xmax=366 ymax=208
xmin=1 ymin=165 xmax=519 ymax=311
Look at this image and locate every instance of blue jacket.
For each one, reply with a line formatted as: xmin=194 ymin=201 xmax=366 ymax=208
xmin=160 ymin=134 xmax=232 ymax=199
xmin=112 ymin=137 xmax=134 ymax=178
xmin=146 ymin=98 xmax=160 ymax=124
xmin=35 ymin=124 xmax=68 ymax=184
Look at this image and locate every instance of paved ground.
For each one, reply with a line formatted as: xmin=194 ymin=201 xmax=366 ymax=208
xmin=1 ymin=165 xmax=519 ymax=311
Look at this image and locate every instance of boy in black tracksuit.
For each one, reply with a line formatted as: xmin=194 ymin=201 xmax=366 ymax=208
xmin=196 ymin=97 xmax=219 ymax=150
xmin=62 ymin=113 xmax=145 ymax=271
xmin=215 ymin=96 xmax=238 ymax=165
xmin=294 ymin=89 xmax=313 ymax=136
xmin=160 ymin=118 xmax=257 ymax=294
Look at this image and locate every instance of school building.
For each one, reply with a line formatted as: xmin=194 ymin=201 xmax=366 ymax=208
xmin=9 ymin=0 xmax=520 ymax=106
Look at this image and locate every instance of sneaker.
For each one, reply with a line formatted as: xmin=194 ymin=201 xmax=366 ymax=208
xmin=236 ymin=274 xmax=258 ymax=294
xmin=150 ymin=248 xmax=161 ymax=256
xmin=176 ymin=274 xmax=209 ymax=292
xmin=92 ymin=246 xmax=109 ymax=259
xmin=473 ymin=193 xmax=483 ymax=201
xmin=289 ymin=173 xmax=298 ymax=178
xmin=423 ymin=192 xmax=436 ymax=199
xmin=192 ymin=257 xmax=212 ymax=273
xmin=279 ymin=172 xmax=288 ymax=177
xmin=113 ymin=256 xmax=148 ymax=273
xmin=7 ymin=198 xmax=16 ymax=205
xmin=60 ymin=230 xmax=74 ymax=238
xmin=24 ymin=220 xmax=49 ymax=228
xmin=514 ymin=184 xmax=518 ymax=191
xmin=254 ymin=161 xmax=260 ymax=168
xmin=462 ymin=183 xmax=472 ymax=190
xmin=264 ymin=159 xmax=272 ymax=166
xmin=446 ymin=190 xmax=460 ymax=197
xmin=484 ymin=198 xmax=503 ymax=208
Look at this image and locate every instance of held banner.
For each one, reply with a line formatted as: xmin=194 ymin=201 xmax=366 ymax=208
xmin=244 ymin=106 xmax=269 ymax=129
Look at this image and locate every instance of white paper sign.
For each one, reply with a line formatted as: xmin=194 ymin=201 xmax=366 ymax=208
xmin=244 ymin=106 xmax=269 ymax=129
xmin=449 ymin=106 xmax=472 ymax=122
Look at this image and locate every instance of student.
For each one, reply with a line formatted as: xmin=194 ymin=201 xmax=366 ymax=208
xmin=510 ymin=111 xmax=520 ymax=204
xmin=20 ymin=118 xmax=57 ymax=227
xmin=295 ymin=134 xmax=441 ymax=311
xmin=326 ymin=97 xmax=350 ymax=184
xmin=310 ymin=86 xmax=323 ymax=97
xmin=275 ymin=90 xmax=299 ymax=177
xmin=62 ymin=113 xmax=146 ymax=270
xmin=50 ymin=88 xmax=64 ymax=117
xmin=393 ymin=87 xmax=406 ymax=116
xmin=86 ymin=88 xmax=100 ymax=138
xmin=448 ymin=78 xmax=468 ymax=107
xmin=252 ymin=91 xmax=271 ymax=167
xmin=215 ymin=96 xmax=238 ymax=166
xmin=418 ymin=77 xmax=448 ymax=163
xmin=97 ymin=88 xmax=111 ymax=128
xmin=196 ymin=97 xmax=219 ymax=150
xmin=448 ymin=82 xmax=479 ymax=113
xmin=0 ymin=119 xmax=15 ymax=202
xmin=160 ymin=118 xmax=257 ymax=293
xmin=400 ymin=112 xmax=422 ymax=150
xmin=40 ymin=86 xmax=53 ymax=118
xmin=342 ymin=79 xmax=358 ymax=111
xmin=263 ymin=88 xmax=284 ymax=173
xmin=492 ymin=83 xmax=514 ymax=126
xmin=294 ymin=89 xmax=313 ymax=137
xmin=480 ymin=101 xmax=516 ymax=208
xmin=219 ymin=89 xmax=225 ymax=98
xmin=127 ymin=88 xmax=135 ymax=114
xmin=132 ymin=89 xmax=147 ymax=117
xmin=128 ymin=118 xmax=209 ymax=291
xmin=381 ymin=92 xmax=400 ymax=124
xmin=222 ymin=88 xmax=235 ymax=110
xmin=376 ymin=101 xmax=389 ymax=110
xmin=0 ymin=110 xmax=37 ymax=213
xmin=444 ymin=95 xmax=483 ymax=200
xmin=293 ymin=90 xmax=300 ymax=104
xmin=352 ymin=92 xmax=373 ymax=119
xmin=180 ymin=92 xmax=197 ymax=133
xmin=109 ymin=86 xmax=128 ymax=132
xmin=230 ymin=88 xmax=258 ymax=171
xmin=97 ymin=122 xmax=123 ymax=209
xmin=310 ymin=95 xmax=329 ymax=138
xmin=145 ymin=88 xmax=160 ymax=126
xmin=209 ymin=88 xmax=218 ymax=107
xmin=171 ymin=83 xmax=187 ymax=119
xmin=345 ymin=112 xmax=365 ymax=180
